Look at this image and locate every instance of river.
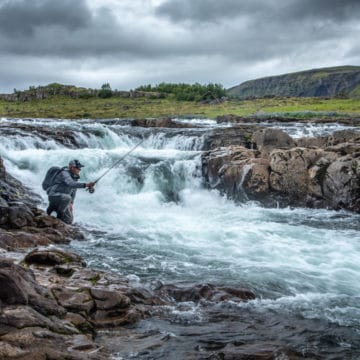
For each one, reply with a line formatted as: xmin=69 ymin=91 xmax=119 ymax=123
xmin=1 ymin=117 xmax=359 ymax=359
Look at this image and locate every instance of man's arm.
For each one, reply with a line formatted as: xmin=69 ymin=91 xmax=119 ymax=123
xmin=61 ymin=170 xmax=87 ymax=189
xmin=61 ymin=170 xmax=95 ymax=189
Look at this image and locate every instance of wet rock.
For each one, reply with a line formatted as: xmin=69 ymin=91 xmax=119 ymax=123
xmin=131 ymin=117 xmax=195 ymax=128
xmin=202 ymin=129 xmax=360 ymax=212
xmin=0 ymin=257 xmax=64 ymax=317
xmin=243 ymin=158 xmax=271 ymax=196
xmin=322 ymin=155 xmax=360 ymax=211
xmin=52 ymin=287 xmax=95 ymax=314
xmin=90 ymin=308 xmax=142 ymax=328
xmin=7 ymin=202 xmax=35 ymax=228
xmin=0 ymin=305 xmax=76 ymax=334
xmin=65 ymin=312 xmax=95 ymax=335
xmin=296 ymin=135 xmax=329 ymax=148
xmin=0 ymin=326 xmax=107 ymax=360
xmin=269 ymin=147 xmax=324 ymax=201
xmin=202 ymin=146 xmax=256 ymax=188
xmin=24 ymin=248 xmax=85 ymax=267
xmin=156 ymin=283 xmax=256 ymax=303
xmin=126 ymin=286 xmax=167 ymax=306
xmin=0 ymin=122 xmax=83 ymax=148
xmin=252 ymin=128 xmax=295 ymax=156
xmin=0 ymin=341 xmax=30 ymax=359
xmin=90 ymin=288 xmax=131 ymax=311
xmin=0 ymin=230 xmax=52 ymax=250
xmin=203 ymin=126 xmax=261 ymax=150
xmin=330 ymin=129 xmax=360 ymax=145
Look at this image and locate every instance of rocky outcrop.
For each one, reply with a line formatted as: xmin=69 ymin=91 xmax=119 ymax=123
xmin=227 ymin=65 xmax=360 ymax=99
xmin=0 ymin=84 xmax=162 ymax=102
xmin=0 ymin=247 xmax=256 ymax=359
xmin=0 ymin=122 xmax=102 ymax=149
xmin=0 ymin=156 xmax=84 ymax=251
xmin=0 ymin=249 xmax=133 ymax=359
xmin=202 ymin=128 xmax=360 ymax=212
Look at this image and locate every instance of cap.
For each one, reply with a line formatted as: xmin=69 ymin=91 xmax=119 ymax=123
xmin=69 ymin=159 xmax=84 ymax=169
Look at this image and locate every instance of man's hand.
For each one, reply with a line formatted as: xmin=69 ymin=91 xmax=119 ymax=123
xmin=86 ymin=182 xmax=96 ymax=193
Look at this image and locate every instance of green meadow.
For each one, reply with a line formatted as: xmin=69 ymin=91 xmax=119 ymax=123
xmin=1 ymin=94 xmax=360 ymax=120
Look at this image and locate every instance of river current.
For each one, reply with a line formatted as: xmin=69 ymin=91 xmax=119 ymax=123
xmin=1 ymin=117 xmax=359 ymax=359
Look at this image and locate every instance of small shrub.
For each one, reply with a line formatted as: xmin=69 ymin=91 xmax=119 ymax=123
xmin=98 ymin=83 xmax=113 ymax=99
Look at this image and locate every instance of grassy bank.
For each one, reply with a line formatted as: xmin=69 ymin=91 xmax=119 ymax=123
xmin=1 ymin=94 xmax=360 ymax=119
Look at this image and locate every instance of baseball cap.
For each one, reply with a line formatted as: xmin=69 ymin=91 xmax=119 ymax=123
xmin=69 ymin=159 xmax=84 ymax=169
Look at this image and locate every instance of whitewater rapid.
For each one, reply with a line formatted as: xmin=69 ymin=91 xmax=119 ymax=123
xmin=1 ymin=117 xmax=359 ymax=358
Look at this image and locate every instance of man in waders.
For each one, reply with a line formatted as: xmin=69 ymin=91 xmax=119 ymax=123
xmin=45 ymin=159 xmax=95 ymax=224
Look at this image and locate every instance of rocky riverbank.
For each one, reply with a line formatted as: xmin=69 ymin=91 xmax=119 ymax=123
xmin=0 ymin=157 xmax=256 ymax=359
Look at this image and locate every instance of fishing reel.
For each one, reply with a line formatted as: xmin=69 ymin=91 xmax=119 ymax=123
xmin=86 ymin=186 xmax=95 ymax=194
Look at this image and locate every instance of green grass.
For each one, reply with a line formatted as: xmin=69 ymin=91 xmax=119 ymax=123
xmin=0 ymin=95 xmax=360 ymax=120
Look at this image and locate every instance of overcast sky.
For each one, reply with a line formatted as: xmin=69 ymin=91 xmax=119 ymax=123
xmin=0 ymin=0 xmax=359 ymax=93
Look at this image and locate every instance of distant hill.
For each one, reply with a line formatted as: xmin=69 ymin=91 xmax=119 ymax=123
xmin=227 ymin=66 xmax=360 ymax=99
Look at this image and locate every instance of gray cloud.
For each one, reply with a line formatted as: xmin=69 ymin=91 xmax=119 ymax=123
xmin=0 ymin=0 xmax=358 ymax=93
xmin=287 ymin=0 xmax=360 ymax=22
xmin=156 ymin=0 xmax=360 ymax=24
xmin=0 ymin=0 xmax=91 ymax=37
xmin=155 ymin=0 xmax=271 ymax=23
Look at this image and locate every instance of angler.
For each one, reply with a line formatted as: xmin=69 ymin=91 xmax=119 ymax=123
xmin=42 ymin=159 xmax=95 ymax=224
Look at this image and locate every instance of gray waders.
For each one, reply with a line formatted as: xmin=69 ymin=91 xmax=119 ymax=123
xmin=47 ymin=194 xmax=73 ymax=224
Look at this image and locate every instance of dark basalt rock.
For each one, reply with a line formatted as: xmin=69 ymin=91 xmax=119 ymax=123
xmin=0 ymin=157 xmax=85 ymax=251
xmin=202 ymin=128 xmax=360 ymax=212
xmin=24 ymin=248 xmax=86 ymax=267
xmin=203 ymin=125 xmax=262 ymax=150
xmin=156 ymin=283 xmax=256 ymax=303
xmin=130 ymin=117 xmax=196 ymax=128
xmin=0 ymin=249 xmax=147 ymax=358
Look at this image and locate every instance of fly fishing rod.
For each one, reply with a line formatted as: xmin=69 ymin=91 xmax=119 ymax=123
xmin=87 ymin=138 xmax=145 ymax=193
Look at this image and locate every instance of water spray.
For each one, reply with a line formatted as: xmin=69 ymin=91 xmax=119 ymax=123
xmin=87 ymin=138 xmax=145 ymax=194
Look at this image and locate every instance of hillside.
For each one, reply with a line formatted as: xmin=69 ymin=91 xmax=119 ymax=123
xmin=227 ymin=66 xmax=360 ymax=99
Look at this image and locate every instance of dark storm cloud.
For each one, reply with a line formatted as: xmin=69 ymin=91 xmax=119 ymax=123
xmin=0 ymin=0 xmax=180 ymax=59
xmin=288 ymin=0 xmax=360 ymax=22
xmin=0 ymin=0 xmax=356 ymax=61
xmin=0 ymin=0 xmax=358 ymax=93
xmin=156 ymin=0 xmax=360 ymax=24
xmin=0 ymin=0 xmax=145 ymax=58
xmin=152 ymin=0 xmax=357 ymax=63
xmin=155 ymin=0 xmax=272 ymax=23
xmin=0 ymin=0 xmax=91 ymax=37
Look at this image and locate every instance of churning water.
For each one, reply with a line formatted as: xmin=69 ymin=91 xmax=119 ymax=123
xmin=1 ymin=117 xmax=359 ymax=359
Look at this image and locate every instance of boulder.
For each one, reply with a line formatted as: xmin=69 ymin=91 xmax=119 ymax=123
xmin=52 ymin=287 xmax=95 ymax=314
xmin=252 ymin=128 xmax=295 ymax=156
xmin=24 ymin=248 xmax=85 ymax=267
xmin=203 ymin=126 xmax=260 ymax=150
xmin=322 ymin=155 xmax=360 ymax=211
xmin=269 ymin=147 xmax=325 ymax=201
xmin=90 ymin=288 xmax=131 ymax=311
xmin=243 ymin=158 xmax=271 ymax=196
xmin=0 ymin=257 xmax=64 ymax=316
